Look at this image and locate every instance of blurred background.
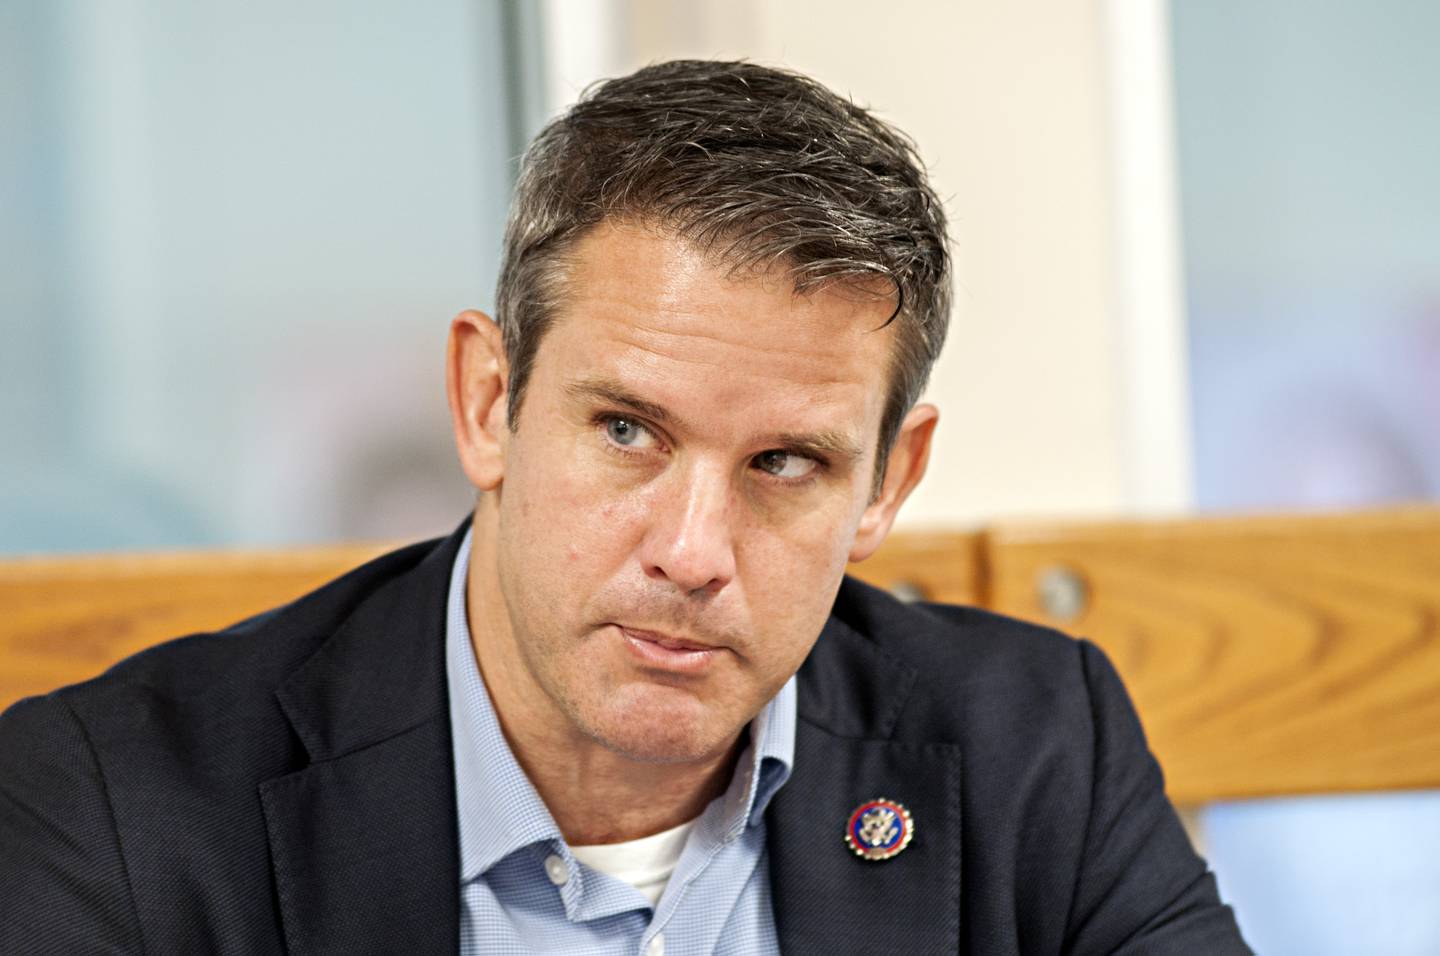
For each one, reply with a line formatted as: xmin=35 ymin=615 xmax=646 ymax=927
xmin=3 ymin=0 xmax=1437 ymax=950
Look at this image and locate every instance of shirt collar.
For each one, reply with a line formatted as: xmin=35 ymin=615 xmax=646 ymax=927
xmin=743 ymin=666 xmax=796 ymax=828
xmin=445 ymin=528 xmax=797 ymax=881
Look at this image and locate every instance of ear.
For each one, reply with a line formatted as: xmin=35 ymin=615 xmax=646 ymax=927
xmin=848 ymin=404 xmax=939 ymax=563
xmin=446 ymin=310 xmax=509 ymax=491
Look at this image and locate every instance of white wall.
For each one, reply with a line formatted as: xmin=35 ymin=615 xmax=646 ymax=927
xmin=540 ymin=0 xmax=1193 ymax=527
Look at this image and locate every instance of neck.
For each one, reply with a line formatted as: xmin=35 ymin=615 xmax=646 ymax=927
xmin=505 ymin=720 xmax=743 ymax=846
xmin=464 ymin=504 xmax=743 ymax=845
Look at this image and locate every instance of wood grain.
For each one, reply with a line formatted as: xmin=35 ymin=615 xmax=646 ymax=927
xmin=981 ymin=508 xmax=1440 ymax=803
xmin=0 ymin=544 xmax=394 ymax=708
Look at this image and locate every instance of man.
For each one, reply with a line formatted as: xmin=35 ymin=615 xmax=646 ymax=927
xmin=0 ymin=61 xmax=1248 ymax=953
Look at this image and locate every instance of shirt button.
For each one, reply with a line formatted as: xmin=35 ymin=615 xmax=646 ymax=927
xmin=645 ymin=934 xmax=665 ymax=956
xmin=544 ymin=854 xmax=569 ymax=886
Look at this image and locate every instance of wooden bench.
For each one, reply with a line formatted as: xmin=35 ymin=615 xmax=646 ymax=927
xmin=4 ymin=507 xmax=1438 ymax=804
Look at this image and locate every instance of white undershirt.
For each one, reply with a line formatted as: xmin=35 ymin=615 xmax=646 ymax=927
xmin=570 ymin=817 xmax=698 ymax=906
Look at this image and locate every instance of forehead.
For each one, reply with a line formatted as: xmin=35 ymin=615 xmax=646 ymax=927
xmin=537 ymin=222 xmax=898 ymax=421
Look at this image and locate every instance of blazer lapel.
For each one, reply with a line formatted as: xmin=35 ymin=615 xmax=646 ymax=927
xmin=259 ymin=529 xmax=465 ymax=955
xmin=769 ymin=609 xmax=963 ymax=953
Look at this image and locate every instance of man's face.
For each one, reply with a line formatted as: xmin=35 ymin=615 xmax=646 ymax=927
xmin=471 ymin=222 xmax=914 ymax=765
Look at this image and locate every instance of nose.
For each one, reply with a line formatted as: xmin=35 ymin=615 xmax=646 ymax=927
xmin=638 ymin=464 xmax=737 ymax=597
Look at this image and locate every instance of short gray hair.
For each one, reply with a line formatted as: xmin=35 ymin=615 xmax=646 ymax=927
xmin=495 ymin=60 xmax=950 ymax=486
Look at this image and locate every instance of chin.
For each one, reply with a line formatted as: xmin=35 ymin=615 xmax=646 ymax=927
xmin=580 ymin=682 xmax=738 ymax=765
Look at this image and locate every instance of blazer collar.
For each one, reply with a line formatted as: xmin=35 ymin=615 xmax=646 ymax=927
xmin=768 ymin=584 xmax=964 ymax=952
xmin=259 ymin=522 xmax=468 ymax=955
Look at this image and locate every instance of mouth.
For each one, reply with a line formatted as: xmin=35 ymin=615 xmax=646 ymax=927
xmin=615 ymin=625 xmax=722 ymax=674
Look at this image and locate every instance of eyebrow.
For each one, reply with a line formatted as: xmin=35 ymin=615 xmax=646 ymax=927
xmin=564 ymin=376 xmax=866 ymax=464
xmin=566 ymin=378 xmax=686 ymax=429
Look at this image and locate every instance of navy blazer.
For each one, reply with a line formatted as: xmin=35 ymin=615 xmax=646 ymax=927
xmin=0 ymin=525 xmax=1249 ymax=953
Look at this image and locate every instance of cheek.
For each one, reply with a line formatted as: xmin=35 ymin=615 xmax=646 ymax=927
xmin=739 ymin=513 xmax=858 ymax=653
xmin=506 ymin=440 xmax=652 ymax=562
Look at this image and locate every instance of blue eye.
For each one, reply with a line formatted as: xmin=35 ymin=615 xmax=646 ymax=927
xmin=605 ymin=417 xmax=653 ymax=448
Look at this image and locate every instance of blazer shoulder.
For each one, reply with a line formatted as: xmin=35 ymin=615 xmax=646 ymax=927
xmin=0 ymin=529 xmax=465 ymax=952
xmin=52 ymin=535 xmax=444 ymax=707
xmin=806 ymin=575 xmax=1112 ymax=759
xmin=4 ymin=533 xmax=452 ymax=765
xmin=833 ymin=575 xmax=1091 ymax=700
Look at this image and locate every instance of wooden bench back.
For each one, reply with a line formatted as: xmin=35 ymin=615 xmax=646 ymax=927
xmin=978 ymin=509 xmax=1440 ymax=803
xmin=4 ymin=508 xmax=1437 ymax=804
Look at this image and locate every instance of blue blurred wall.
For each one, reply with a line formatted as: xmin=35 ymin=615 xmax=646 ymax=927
xmin=2 ymin=0 xmax=517 ymax=553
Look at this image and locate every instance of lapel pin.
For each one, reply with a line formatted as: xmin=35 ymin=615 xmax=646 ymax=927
xmin=844 ymin=797 xmax=914 ymax=861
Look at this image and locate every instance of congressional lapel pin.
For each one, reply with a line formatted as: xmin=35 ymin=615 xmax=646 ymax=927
xmin=844 ymin=797 xmax=914 ymax=861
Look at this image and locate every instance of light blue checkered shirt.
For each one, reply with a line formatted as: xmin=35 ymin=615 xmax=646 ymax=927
xmin=445 ymin=530 xmax=796 ymax=955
